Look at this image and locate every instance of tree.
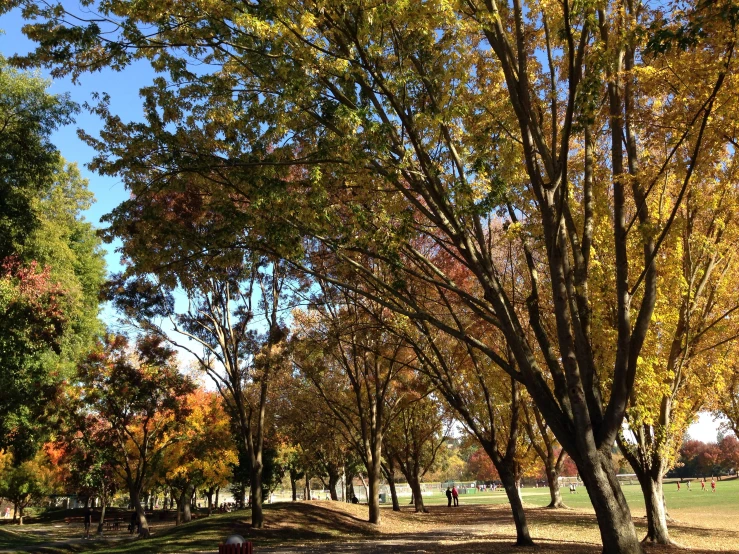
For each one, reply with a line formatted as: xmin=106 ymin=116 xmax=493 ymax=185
xmin=108 ymin=255 xmax=291 ymax=529
xmin=0 ymin=157 xmax=105 ymax=460
xmin=521 ymin=401 xmax=567 ymax=508
xmin=53 ymin=405 xmax=121 ymax=534
xmin=383 ymin=390 xmax=448 ymax=513
xmin=0 ymin=449 xmax=56 ymax=524
xmin=292 ymin=286 xmax=411 ymax=524
xmin=611 ymin=149 xmax=739 ymax=543
xmin=717 ymin=363 xmax=739 ymax=438
xmin=77 ymin=333 xmax=194 ymax=536
xmin=18 ymin=1 xmax=739 ymax=551
xmin=0 ymin=54 xmax=76 ymax=260
xmin=160 ymin=389 xmax=236 ymax=523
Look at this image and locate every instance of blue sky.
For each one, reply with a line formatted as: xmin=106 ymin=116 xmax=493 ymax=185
xmin=0 ymin=6 xmax=727 ymax=443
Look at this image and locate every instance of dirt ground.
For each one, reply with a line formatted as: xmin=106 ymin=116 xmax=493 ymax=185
xmin=246 ymin=501 xmax=739 ymax=554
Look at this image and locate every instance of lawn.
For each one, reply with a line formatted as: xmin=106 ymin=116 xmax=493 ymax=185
xmin=1 ymin=479 xmax=737 ymax=554
xmin=421 ymin=476 xmax=739 ymax=516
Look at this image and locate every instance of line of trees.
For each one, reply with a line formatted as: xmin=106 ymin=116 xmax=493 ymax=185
xmin=4 ymin=1 xmax=739 ymax=553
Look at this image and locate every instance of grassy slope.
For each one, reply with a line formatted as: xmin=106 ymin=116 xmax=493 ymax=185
xmin=0 ymin=527 xmax=44 ymax=549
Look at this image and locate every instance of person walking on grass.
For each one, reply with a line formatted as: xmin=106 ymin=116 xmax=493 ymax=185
xmin=445 ymin=487 xmax=452 ymax=507
xmin=452 ymin=486 xmax=459 ymax=507
xmin=711 ymin=477 xmax=716 ymax=493
xmin=677 ymin=481 xmax=681 ymax=491
xmin=83 ymin=507 xmax=93 ymax=540
xmin=701 ymin=477 xmax=706 ymax=491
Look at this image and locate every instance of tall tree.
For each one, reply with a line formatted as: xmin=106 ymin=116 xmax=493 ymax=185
xmin=0 ymin=54 xmax=76 ymax=259
xmin=77 ymin=333 xmax=194 ymax=536
xmin=17 ymin=1 xmax=739 ymax=551
xmin=109 ymin=259 xmax=290 ymax=529
xmin=383 ymin=390 xmax=448 ymax=514
xmin=292 ymin=286 xmax=411 ymax=524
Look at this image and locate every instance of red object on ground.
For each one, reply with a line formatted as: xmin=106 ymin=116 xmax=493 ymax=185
xmin=218 ymin=543 xmax=253 ymax=554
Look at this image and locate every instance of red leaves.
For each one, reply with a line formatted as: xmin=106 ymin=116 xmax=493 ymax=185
xmin=1 ymin=255 xmax=68 ymax=351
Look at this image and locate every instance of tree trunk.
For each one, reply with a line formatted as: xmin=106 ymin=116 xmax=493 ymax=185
xmin=576 ymin=451 xmax=643 ymax=554
xmin=182 ymin=492 xmax=192 ymax=523
xmin=636 ymin=470 xmax=670 ymax=544
xmin=215 ymin=487 xmax=220 ymax=510
xmin=12 ymin=504 xmax=17 ymax=524
xmin=347 ymin=475 xmax=355 ymax=503
xmin=386 ymin=471 xmax=400 ymax=512
xmin=498 ymin=465 xmax=533 ymax=546
xmin=17 ymin=504 xmax=24 ymax=525
xmin=206 ymin=487 xmax=214 ymax=516
xmin=290 ymin=472 xmax=298 ymax=501
xmin=408 ymin=474 xmax=428 ymax=513
xmin=174 ymin=489 xmax=184 ymax=525
xmin=367 ymin=462 xmax=381 ymax=524
xmin=327 ymin=466 xmax=340 ymax=501
xmin=546 ymin=465 xmax=564 ymax=508
xmin=97 ymin=488 xmax=107 ymax=535
xmin=305 ymin=473 xmax=311 ymax=500
xmin=130 ymin=489 xmax=149 ymax=537
xmin=250 ymin=459 xmax=264 ymax=528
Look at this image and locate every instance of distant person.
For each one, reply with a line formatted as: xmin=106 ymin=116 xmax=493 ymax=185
xmin=686 ymin=480 xmax=691 ymax=491
xmin=569 ymin=483 xmax=577 ymax=494
xmin=452 ymin=486 xmax=459 ymax=507
xmin=701 ymin=478 xmax=706 ymax=491
xmin=445 ymin=487 xmax=452 ymax=507
xmin=711 ymin=477 xmax=716 ymax=493
xmin=676 ymin=481 xmax=681 ymax=491
xmin=83 ymin=507 xmax=93 ymax=539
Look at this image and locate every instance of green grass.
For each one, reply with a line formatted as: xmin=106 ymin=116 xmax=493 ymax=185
xmin=0 ymin=526 xmax=45 ymax=549
xmin=2 ymin=478 xmax=737 ymax=553
xmin=413 ymin=476 xmax=739 ymax=516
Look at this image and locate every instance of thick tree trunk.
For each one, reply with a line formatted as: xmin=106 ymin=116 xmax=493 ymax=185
xmin=250 ymin=460 xmax=264 ymax=528
xmin=408 ymin=474 xmax=428 ymax=513
xmin=130 ymin=489 xmax=149 ymax=537
xmin=546 ymin=466 xmax=564 ymax=508
xmin=16 ymin=504 xmax=24 ymax=525
xmin=636 ymin=470 xmax=670 ymax=544
xmin=367 ymin=462 xmax=381 ymax=524
xmin=206 ymin=487 xmax=214 ymax=516
xmin=174 ymin=489 xmax=184 ymax=525
xmin=182 ymin=495 xmax=192 ymax=523
xmin=498 ymin=465 xmax=533 ymax=546
xmin=290 ymin=473 xmax=298 ymax=501
xmin=576 ymin=451 xmax=643 ymax=554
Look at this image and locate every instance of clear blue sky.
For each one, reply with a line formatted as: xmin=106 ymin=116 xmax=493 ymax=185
xmin=0 ymin=6 xmax=726 ymax=443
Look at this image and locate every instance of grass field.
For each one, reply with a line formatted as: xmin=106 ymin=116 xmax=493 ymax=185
xmin=421 ymin=477 xmax=739 ymax=515
xmin=1 ymin=479 xmax=737 ymax=553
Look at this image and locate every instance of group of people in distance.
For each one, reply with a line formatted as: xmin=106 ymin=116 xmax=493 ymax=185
xmin=445 ymin=486 xmax=460 ymax=507
xmin=676 ymin=477 xmax=717 ymax=492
